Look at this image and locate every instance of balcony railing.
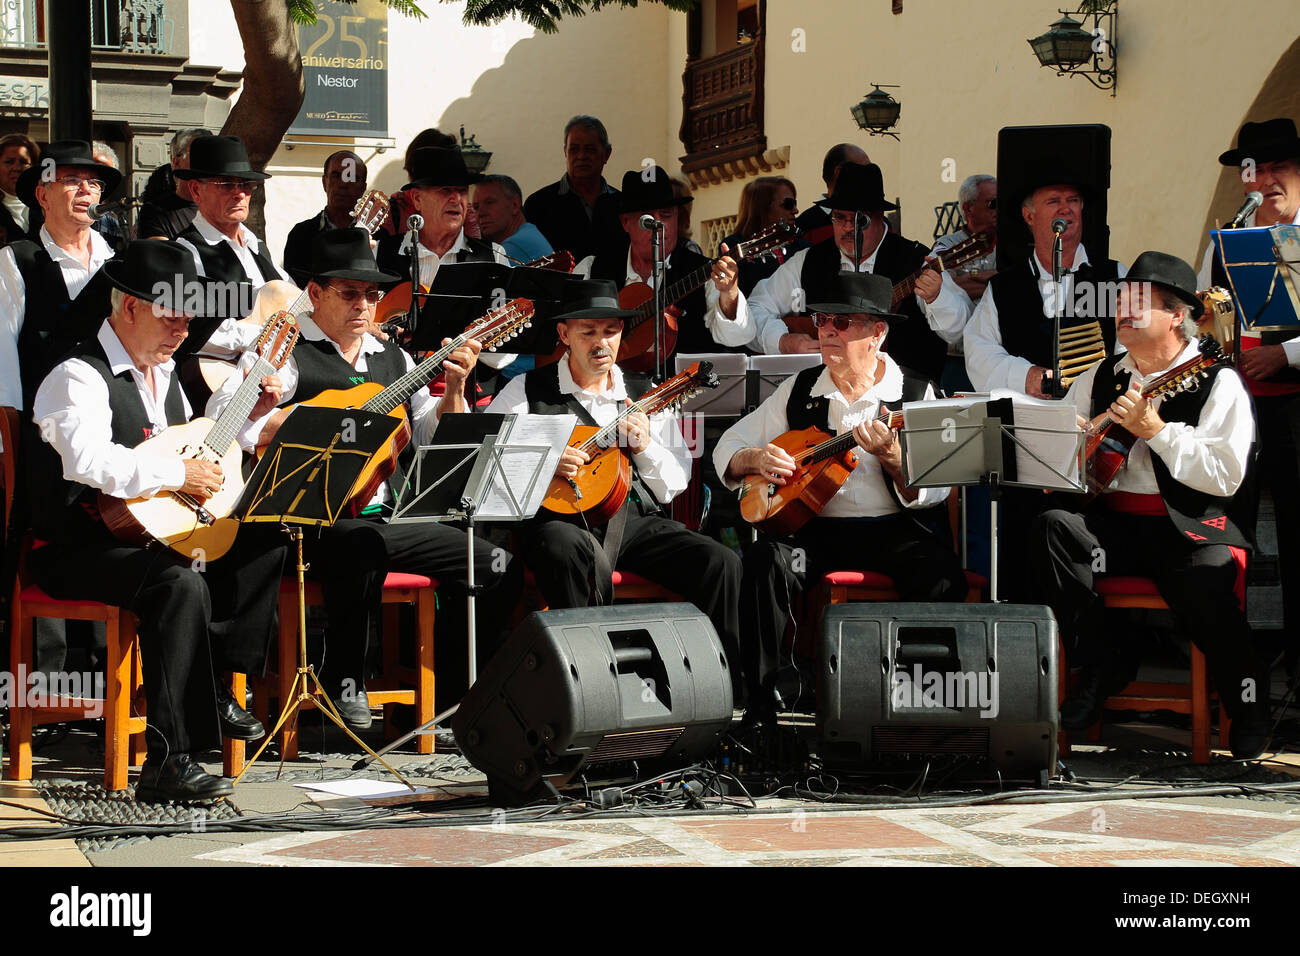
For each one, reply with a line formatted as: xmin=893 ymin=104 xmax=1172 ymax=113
xmin=680 ymin=36 xmax=766 ymax=172
xmin=0 ymin=0 xmax=174 ymax=55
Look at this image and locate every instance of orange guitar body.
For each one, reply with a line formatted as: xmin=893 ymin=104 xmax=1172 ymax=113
xmin=281 ymin=383 xmax=413 ymax=515
xmin=615 ymin=284 xmax=681 ymax=372
xmin=738 ymin=426 xmax=858 ymax=536
xmin=541 ymin=425 xmax=633 ymax=523
xmin=373 ymin=280 xmax=429 ymax=327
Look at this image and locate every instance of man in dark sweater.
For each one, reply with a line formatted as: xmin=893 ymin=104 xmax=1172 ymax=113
xmin=523 ymin=115 xmax=625 ymax=264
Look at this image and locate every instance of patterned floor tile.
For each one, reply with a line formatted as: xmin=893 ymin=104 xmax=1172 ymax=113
xmin=576 ymin=838 xmax=684 ymax=859
xmin=267 ymin=826 xmax=576 ymax=866
xmin=675 ymin=815 xmax=941 ymax=852
xmin=1028 ymin=806 xmax=1300 ymax=848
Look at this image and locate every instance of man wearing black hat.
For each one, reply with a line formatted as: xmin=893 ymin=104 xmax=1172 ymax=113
xmin=581 ymin=165 xmax=754 ymax=359
xmin=488 ymin=278 xmax=745 ymax=702
xmin=1032 ymin=252 xmax=1269 ymax=758
xmin=792 ymin=143 xmax=870 ymax=247
xmin=736 ymin=163 xmax=969 ymax=385
xmin=523 ymin=115 xmax=626 ymax=264
xmin=1198 ymin=118 xmax=1300 ymax=665
xmin=210 ymin=228 xmax=523 ymax=725
xmin=0 ymin=139 xmax=121 ymax=412
xmin=963 ymin=172 xmax=1126 ymax=397
xmin=28 ymin=240 xmax=286 ymax=800
xmin=282 ymin=150 xmax=369 ymax=278
xmin=716 ymin=272 xmax=967 ymax=716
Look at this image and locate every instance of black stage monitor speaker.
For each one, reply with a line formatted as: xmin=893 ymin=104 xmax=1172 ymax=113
xmin=996 ymin=124 xmax=1111 ymax=272
xmin=453 ymin=603 xmax=735 ymax=805
xmin=818 ymin=603 xmax=1058 ymax=784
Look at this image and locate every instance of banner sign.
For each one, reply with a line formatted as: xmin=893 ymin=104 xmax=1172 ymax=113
xmin=289 ymin=0 xmax=389 ymax=138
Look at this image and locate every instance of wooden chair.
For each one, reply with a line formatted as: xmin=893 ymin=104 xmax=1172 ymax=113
xmin=266 ymin=572 xmax=436 ymax=761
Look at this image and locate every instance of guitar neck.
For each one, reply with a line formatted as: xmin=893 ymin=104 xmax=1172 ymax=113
xmin=361 ymin=336 xmax=464 ymax=414
xmin=206 ymin=354 xmax=277 ymax=454
xmin=580 ymin=380 xmax=697 ymax=451
xmin=628 ymin=262 xmax=714 ymax=326
xmin=800 ymin=410 xmax=903 ymax=465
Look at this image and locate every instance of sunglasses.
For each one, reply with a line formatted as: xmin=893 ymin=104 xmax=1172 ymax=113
xmin=778 ymin=197 xmax=797 ymax=211
xmin=202 ymin=179 xmax=262 ymax=194
xmin=326 ymin=286 xmax=385 ymax=304
xmin=810 ymin=312 xmax=874 ymax=331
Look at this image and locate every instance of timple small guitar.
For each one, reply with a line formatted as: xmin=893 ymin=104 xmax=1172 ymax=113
xmin=98 ymin=315 xmax=301 ymax=559
xmin=541 ymin=361 xmax=718 ymax=523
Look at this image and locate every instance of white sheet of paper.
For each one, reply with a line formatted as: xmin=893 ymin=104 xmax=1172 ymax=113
xmin=475 ymin=413 xmax=578 ymax=519
xmin=293 ymin=779 xmax=434 ymax=799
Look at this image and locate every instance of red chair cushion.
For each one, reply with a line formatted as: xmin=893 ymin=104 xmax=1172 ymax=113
xmin=822 ymin=571 xmax=894 ymax=588
xmin=1095 ymin=546 xmax=1247 ymax=607
xmin=383 ymin=572 xmax=435 ymax=590
xmin=611 ymin=571 xmax=652 ymax=587
xmin=19 ymin=584 xmax=111 ymax=609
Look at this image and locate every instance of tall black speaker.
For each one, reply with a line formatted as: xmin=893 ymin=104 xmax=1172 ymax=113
xmin=453 ymin=604 xmax=735 ymax=805
xmin=996 ymin=124 xmax=1111 ymax=271
xmin=818 ymin=603 xmax=1058 ymax=785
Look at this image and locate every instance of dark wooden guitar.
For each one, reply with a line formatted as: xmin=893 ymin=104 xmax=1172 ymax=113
xmin=1076 ymin=335 xmax=1228 ymax=503
xmin=783 ymin=230 xmax=995 ymax=337
xmin=541 ymin=361 xmax=718 ymax=523
xmin=738 ymin=409 xmax=904 ymax=536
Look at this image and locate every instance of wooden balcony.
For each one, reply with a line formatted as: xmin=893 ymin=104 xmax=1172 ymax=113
xmin=679 ymin=37 xmax=766 ymax=175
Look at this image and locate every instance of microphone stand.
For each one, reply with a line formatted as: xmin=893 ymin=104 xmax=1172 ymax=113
xmin=405 ymin=214 xmax=423 ymax=339
xmin=1047 ymin=228 xmax=1066 ymax=399
xmin=651 ymin=221 xmax=666 ymax=383
xmin=853 ymin=211 xmax=867 ymax=273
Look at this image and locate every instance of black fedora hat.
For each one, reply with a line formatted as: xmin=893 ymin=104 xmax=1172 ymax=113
xmin=16 ymin=139 xmax=123 ymax=207
xmin=806 ymin=272 xmax=904 ymax=320
xmin=618 ymin=166 xmax=692 ymax=214
xmin=172 ymin=135 xmax=270 ymax=181
xmin=1219 ymin=118 xmax=1300 ymax=167
xmin=403 ymin=147 xmax=482 ymax=189
xmin=825 ymin=163 xmax=897 ymax=213
xmin=552 ymin=278 xmax=639 ymax=321
xmin=302 ymin=228 xmax=400 ymax=285
xmin=100 ymin=239 xmax=210 ymax=316
xmin=1012 ymin=160 xmax=1094 ymax=211
xmin=1123 ymin=250 xmax=1204 ymax=320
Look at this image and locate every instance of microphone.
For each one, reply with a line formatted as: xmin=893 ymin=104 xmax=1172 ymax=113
xmin=406 ymin=213 xmax=424 ymax=232
xmin=639 ymin=214 xmax=664 ymax=231
xmin=1228 ymin=191 xmax=1264 ymax=228
xmin=87 ymin=197 xmax=140 ymax=219
xmin=1051 ymin=218 xmax=1068 ymax=235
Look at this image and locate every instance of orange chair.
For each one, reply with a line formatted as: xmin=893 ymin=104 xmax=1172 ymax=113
xmin=822 ymin=569 xmax=988 ymax=605
xmin=266 ymin=572 xmax=436 ymax=761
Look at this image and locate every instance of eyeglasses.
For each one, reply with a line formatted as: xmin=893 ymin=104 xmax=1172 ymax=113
xmin=326 ymin=286 xmax=385 ymax=305
xmin=778 ymin=197 xmax=797 ymax=211
xmin=830 ymin=212 xmax=870 ymax=227
xmin=53 ymin=176 xmax=105 ymax=193
xmin=202 ymin=179 xmax=261 ymax=194
xmin=810 ymin=312 xmax=872 ymax=331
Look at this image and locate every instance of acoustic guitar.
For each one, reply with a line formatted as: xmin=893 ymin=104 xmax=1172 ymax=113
xmin=98 ymin=314 xmax=300 ymax=560
xmin=195 ymin=188 xmax=391 ymax=392
xmin=737 ymin=409 xmax=905 ymax=536
xmin=783 ymin=230 xmax=996 ymax=337
xmin=1073 ymin=334 xmax=1228 ymax=504
xmin=282 ymin=298 xmax=536 ymax=514
xmin=540 ymin=361 xmax=719 ymax=523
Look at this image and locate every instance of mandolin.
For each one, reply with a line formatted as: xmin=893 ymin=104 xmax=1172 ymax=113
xmin=282 ymin=298 xmax=535 ymax=514
xmin=98 ymin=314 xmax=301 ymax=560
xmin=196 ymin=188 xmax=391 ymax=392
xmin=1075 ymin=334 xmax=1228 ymax=503
xmin=738 ymin=409 xmax=904 ymax=536
xmin=783 ymin=230 xmax=995 ymax=337
xmin=541 ymin=361 xmax=719 ymax=523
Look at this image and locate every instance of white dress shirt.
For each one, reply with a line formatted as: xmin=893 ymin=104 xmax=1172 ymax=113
xmin=737 ymin=236 xmax=972 ymax=355
xmin=408 ymin=229 xmax=514 ymax=370
xmin=32 ymin=322 xmax=189 ymax=498
xmin=206 ymin=312 xmax=441 ymax=510
xmin=712 ymin=353 xmax=950 ymax=517
xmin=963 ymin=244 xmax=1129 ymax=393
xmin=3 ymin=191 xmax=29 ymax=233
xmin=0 ymin=225 xmax=114 ymax=409
xmin=488 ymin=358 xmax=692 ymax=505
xmin=1197 ymin=206 xmax=1300 ymax=367
xmin=1065 ymin=341 xmax=1253 ymax=497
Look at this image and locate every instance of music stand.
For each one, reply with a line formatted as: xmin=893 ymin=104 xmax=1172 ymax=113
xmin=900 ymin=395 xmax=1085 ymax=602
xmin=1213 ymin=224 xmax=1300 ymax=367
xmin=230 ymin=404 xmax=414 ymax=788
xmin=407 ymin=261 xmax=513 ymax=351
xmin=353 ymin=411 xmax=573 ymax=768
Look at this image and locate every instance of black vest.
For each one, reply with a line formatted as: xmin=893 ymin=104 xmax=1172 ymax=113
xmin=176 ymin=222 xmax=280 ymax=289
xmin=784 ymin=362 xmax=938 ymax=517
xmin=590 ymin=241 xmax=737 ymax=357
xmin=798 ymin=234 xmax=947 ymax=384
xmin=522 ymin=362 xmax=663 ymax=517
xmin=28 ymin=336 xmax=188 ymax=541
xmin=988 ymin=256 xmax=1121 ymax=371
xmin=9 ymin=239 xmax=112 ymax=410
xmin=1089 ymin=358 xmax=1256 ymax=550
xmin=290 ymin=335 xmax=408 ymax=401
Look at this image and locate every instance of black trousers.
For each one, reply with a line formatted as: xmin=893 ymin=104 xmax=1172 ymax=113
xmin=1256 ymin=394 xmax=1300 ymax=644
xmin=522 ymin=513 xmax=744 ymax=702
xmin=739 ymin=513 xmax=969 ymax=712
xmin=1032 ymin=507 xmax=1268 ymax=728
xmin=305 ymin=518 xmax=523 ymax=708
xmin=27 ymin=531 xmax=269 ymax=759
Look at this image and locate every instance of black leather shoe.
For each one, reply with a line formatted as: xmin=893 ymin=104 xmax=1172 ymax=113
xmin=1060 ymin=666 xmax=1105 ymax=731
xmin=217 ymin=687 xmax=266 ymax=741
xmin=330 ymin=686 xmax=373 ymax=731
xmin=1229 ymin=722 xmax=1270 ymax=760
xmin=135 ymin=753 xmax=233 ymax=803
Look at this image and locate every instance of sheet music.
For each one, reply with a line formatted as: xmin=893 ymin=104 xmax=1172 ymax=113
xmin=477 ymin=413 xmax=577 ymax=518
xmin=988 ymin=389 xmax=1084 ymax=491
